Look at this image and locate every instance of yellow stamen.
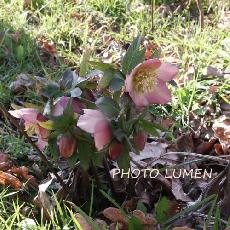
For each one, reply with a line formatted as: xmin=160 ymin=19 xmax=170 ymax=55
xmin=133 ymin=68 xmax=158 ymax=93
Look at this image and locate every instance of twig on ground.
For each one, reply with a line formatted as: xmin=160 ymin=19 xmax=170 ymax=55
xmin=164 ymin=152 xmax=229 ymax=164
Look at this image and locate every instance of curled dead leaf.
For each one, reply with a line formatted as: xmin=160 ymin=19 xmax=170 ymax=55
xmin=132 ymin=210 xmax=157 ymax=226
xmin=0 ymin=171 xmax=22 ymax=190
xmin=103 ymin=207 xmax=127 ymax=225
xmin=8 ymin=166 xmax=38 ymax=187
xmin=75 ymin=213 xmax=92 ymax=230
xmin=213 ymin=116 xmax=230 ymax=153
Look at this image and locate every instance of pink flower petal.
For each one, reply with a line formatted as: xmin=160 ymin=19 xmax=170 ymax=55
xmin=53 ymin=97 xmax=84 ymax=116
xmin=145 ymin=80 xmax=171 ymax=104
xmin=129 ymin=91 xmax=149 ymax=107
xmin=9 ymin=108 xmax=39 ymax=124
xmin=94 ymin=120 xmax=111 ymax=150
xmin=72 ymin=98 xmax=84 ymax=114
xmin=52 ymin=97 xmax=68 ymax=116
xmin=125 ymin=73 xmax=133 ymax=92
xmin=36 ymin=139 xmax=48 ymax=151
xmin=130 ymin=59 xmax=161 ymax=78
xmin=77 ymin=109 xmax=107 ymax=133
xmin=156 ymin=63 xmax=178 ymax=81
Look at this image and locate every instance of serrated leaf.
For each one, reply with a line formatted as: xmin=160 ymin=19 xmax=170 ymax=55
xmin=48 ymin=136 xmax=59 ymax=161
xmin=98 ymin=69 xmax=114 ymax=89
xmin=139 ymin=119 xmax=159 ymax=137
xmin=79 ymin=49 xmax=92 ymax=77
xmin=122 ymin=36 xmax=145 ymax=75
xmin=96 ymin=96 xmax=120 ymax=118
xmin=89 ymin=61 xmax=114 ymax=71
xmin=109 ymin=77 xmax=124 ymax=91
xmin=42 ymin=83 xmax=61 ymax=98
xmin=52 ymin=101 xmax=76 ymax=133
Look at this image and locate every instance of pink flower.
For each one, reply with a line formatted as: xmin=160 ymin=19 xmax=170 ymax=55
xmin=125 ymin=59 xmax=178 ymax=107
xmin=133 ymin=132 xmax=148 ymax=151
xmin=109 ymin=141 xmax=124 ymax=160
xmin=58 ymin=133 xmax=77 ymax=158
xmin=52 ymin=96 xmax=84 ymax=116
xmin=9 ymin=108 xmax=49 ymax=151
xmin=77 ymin=109 xmax=111 ymax=151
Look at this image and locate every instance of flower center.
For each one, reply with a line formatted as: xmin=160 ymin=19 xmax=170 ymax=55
xmin=133 ymin=68 xmax=158 ymax=93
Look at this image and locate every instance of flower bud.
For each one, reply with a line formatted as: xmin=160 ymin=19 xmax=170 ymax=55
xmin=109 ymin=141 xmax=124 ymax=160
xmin=133 ymin=132 xmax=148 ymax=151
xmin=59 ymin=133 xmax=77 ymax=158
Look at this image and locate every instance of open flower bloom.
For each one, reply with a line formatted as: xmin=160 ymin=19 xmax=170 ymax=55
xmin=77 ymin=109 xmax=111 ymax=151
xmin=125 ymin=59 xmax=179 ymax=107
xmin=9 ymin=108 xmax=49 ymax=151
xmin=52 ymin=96 xmax=84 ymax=116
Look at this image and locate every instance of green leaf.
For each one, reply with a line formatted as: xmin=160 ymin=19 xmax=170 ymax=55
xmin=77 ymin=141 xmax=93 ymax=170
xmin=128 ymin=216 xmax=143 ymax=230
xmin=52 ymin=101 xmax=76 ymax=133
xmin=155 ymin=196 xmax=169 ymax=224
xmin=96 ymin=96 xmax=120 ymax=118
xmin=98 ymin=69 xmax=114 ymax=89
xmin=117 ymin=142 xmax=130 ymax=172
xmin=139 ymin=119 xmax=159 ymax=137
xmin=122 ymin=35 xmax=145 ymax=75
xmin=48 ymin=135 xmax=59 ymax=161
xmin=109 ymin=75 xmax=124 ymax=91
xmin=79 ymin=49 xmax=91 ymax=77
xmin=89 ymin=61 xmax=114 ymax=71
xmin=42 ymin=83 xmax=62 ymax=98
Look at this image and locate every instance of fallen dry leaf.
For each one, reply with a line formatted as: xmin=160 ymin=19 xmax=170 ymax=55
xmin=132 ymin=209 xmax=157 ymax=227
xmin=103 ymin=207 xmax=127 ymax=225
xmin=8 ymin=166 xmax=38 ymax=187
xmin=75 ymin=213 xmax=92 ymax=230
xmin=171 ymin=179 xmax=192 ymax=202
xmin=0 ymin=171 xmax=22 ymax=190
xmin=33 ymin=176 xmax=55 ymax=220
xmin=213 ymin=116 xmax=230 ymax=153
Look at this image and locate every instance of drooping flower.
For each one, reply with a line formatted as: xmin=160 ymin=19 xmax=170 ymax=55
xmin=9 ymin=108 xmax=49 ymax=151
xmin=58 ymin=133 xmax=77 ymax=158
xmin=77 ymin=109 xmax=111 ymax=151
xmin=109 ymin=140 xmax=124 ymax=160
xmin=52 ymin=96 xmax=84 ymax=116
xmin=133 ymin=132 xmax=148 ymax=151
xmin=125 ymin=59 xmax=178 ymax=107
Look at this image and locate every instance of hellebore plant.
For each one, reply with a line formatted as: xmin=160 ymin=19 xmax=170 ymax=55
xmin=9 ymin=36 xmax=179 ymax=173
